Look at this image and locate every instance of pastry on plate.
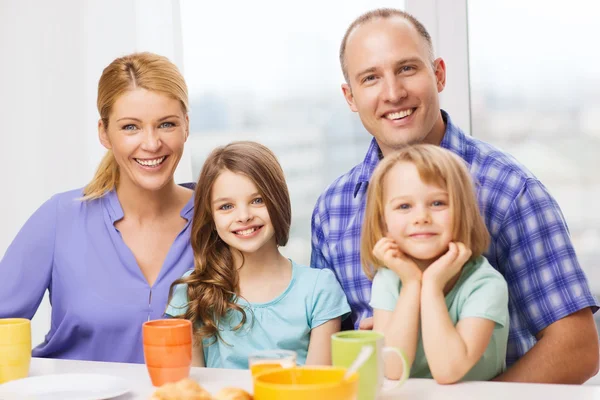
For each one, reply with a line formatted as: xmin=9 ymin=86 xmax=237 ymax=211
xmin=150 ymin=378 xmax=212 ymax=400
xmin=213 ymin=387 xmax=253 ymax=400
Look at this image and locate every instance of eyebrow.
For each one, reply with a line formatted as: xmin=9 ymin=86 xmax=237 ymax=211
xmin=388 ymin=191 xmax=448 ymax=203
xmin=116 ymin=115 xmax=181 ymax=122
xmin=354 ymin=57 xmax=425 ymax=81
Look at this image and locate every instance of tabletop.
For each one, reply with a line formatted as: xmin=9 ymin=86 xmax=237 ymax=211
xmin=14 ymin=357 xmax=600 ymax=400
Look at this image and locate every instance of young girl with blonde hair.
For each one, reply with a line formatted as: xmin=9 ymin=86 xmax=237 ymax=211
xmin=167 ymin=141 xmax=350 ymax=369
xmin=362 ymin=144 xmax=509 ymax=383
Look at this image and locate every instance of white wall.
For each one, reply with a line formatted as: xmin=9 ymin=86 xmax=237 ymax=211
xmin=406 ymin=0 xmax=471 ymax=133
xmin=0 ymin=0 xmax=189 ymax=347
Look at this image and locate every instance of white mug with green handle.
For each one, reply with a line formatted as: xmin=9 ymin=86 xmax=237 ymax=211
xmin=331 ymin=331 xmax=409 ymax=400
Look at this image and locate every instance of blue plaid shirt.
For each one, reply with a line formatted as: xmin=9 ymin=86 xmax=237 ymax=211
xmin=310 ymin=110 xmax=598 ymax=366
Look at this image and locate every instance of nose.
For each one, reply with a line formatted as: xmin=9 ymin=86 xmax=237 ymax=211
xmin=140 ymin=128 xmax=162 ymax=152
xmin=382 ymin=74 xmax=407 ymax=103
xmin=236 ymin=205 xmax=253 ymax=223
xmin=413 ymin=205 xmax=431 ymax=225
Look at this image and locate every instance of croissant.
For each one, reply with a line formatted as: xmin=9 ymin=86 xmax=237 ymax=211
xmin=149 ymin=378 xmax=213 ymax=400
xmin=213 ymin=387 xmax=254 ymax=400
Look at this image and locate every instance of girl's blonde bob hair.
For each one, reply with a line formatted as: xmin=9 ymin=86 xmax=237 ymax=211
xmin=361 ymin=144 xmax=490 ymax=279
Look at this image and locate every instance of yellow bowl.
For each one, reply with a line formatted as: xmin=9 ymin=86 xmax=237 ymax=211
xmin=253 ymin=366 xmax=358 ymax=400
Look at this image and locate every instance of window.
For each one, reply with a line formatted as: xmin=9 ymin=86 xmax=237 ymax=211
xmin=468 ymin=1 xmax=600 ymax=297
xmin=180 ymin=1 xmax=405 ymax=265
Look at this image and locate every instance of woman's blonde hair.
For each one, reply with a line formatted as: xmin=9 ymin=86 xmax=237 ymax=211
xmin=82 ymin=52 xmax=188 ymax=200
xmin=361 ymin=144 xmax=489 ymax=279
xmin=169 ymin=141 xmax=291 ymax=343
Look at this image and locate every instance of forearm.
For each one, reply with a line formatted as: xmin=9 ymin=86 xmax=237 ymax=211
xmin=494 ymin=309 xmax=599 ymax=383
xmin=421 ymin=284 xmax=471 ymax=384
xmin=192 ymin=343 xmax=205 ymax=367
xmin=375 ymin=281 xmax=421 ymax=379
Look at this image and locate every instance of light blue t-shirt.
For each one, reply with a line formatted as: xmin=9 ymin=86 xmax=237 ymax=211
xmin=370 ymin=256 xmax=509 ymax=381
xmin=166 ymin=260 xmax=351 ymax=369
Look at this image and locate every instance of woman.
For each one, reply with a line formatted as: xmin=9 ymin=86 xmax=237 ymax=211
xmin=0 ymin=52 xmax=194 ymax=363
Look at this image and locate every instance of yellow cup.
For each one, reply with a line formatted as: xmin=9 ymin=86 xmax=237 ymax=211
xmin=0 ymin=318 xmax=32 ymax=384
xmin=253 ymin=366 xmax=358 ymax=400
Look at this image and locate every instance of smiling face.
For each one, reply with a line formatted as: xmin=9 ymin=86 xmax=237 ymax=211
xmin=383 ymin=161 xmax=453 ymax=264
xmin=341 ymin=16 xmax=446 ymax=156
xmin=99 ymin=88 xmax=189 ymax=193
xmin=211 ymin=169 xmax=277 ymax=256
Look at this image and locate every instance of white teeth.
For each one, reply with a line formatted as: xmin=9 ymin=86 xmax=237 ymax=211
xmin=236 ymin=228 xmax=257 ymax=236
xmin=135 ymin=156 xmax=166 ymax=167
xmin=386 ymin=109 xmax=413 ymax=120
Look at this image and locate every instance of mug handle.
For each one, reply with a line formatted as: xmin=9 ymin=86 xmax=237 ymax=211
xmin=381 ymin=347 xmax=410 ymax=391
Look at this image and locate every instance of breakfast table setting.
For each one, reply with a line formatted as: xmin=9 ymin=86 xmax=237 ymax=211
xmin=2 ymin=318 xmax=600 ymax=399
xmin=2 ymin=357 xmax=600 ymax=400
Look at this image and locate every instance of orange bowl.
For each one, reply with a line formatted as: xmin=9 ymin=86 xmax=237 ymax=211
xmin=253 ymin=366 xmax=358 ymax=400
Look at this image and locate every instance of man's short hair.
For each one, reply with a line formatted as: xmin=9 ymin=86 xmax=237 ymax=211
xmin=339 ymin=8 xmax=434 ymax=83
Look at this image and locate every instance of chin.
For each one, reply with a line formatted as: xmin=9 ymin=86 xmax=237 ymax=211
xmin=134 ymin=177 xmax=173 ymax=192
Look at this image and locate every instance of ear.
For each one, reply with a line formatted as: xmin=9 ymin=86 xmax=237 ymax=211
xmin=341 ymin=83 xmax=358 ymax=112
xmin=98 ymin=119 xmax=112 ymax=150
xmin=184 ymin=114 xmax=190 ymax=142
xmin=434 ymin=57 xmax=447 ymax=93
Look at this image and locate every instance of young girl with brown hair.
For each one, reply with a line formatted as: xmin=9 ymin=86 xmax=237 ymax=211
xmin=167 ymin=141 xmax=349 ymax=369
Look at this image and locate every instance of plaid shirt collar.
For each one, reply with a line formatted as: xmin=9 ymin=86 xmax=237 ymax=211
xmin=353 ymin=110 xmax=463 ymax=197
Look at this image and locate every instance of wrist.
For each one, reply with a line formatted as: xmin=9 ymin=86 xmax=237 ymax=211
xmin=400 ymin=279 xmax=422 ymax=291
xmin=421 ymin=279 xmax=444 ymax=294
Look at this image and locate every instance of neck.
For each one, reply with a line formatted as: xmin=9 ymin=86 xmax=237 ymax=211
xmin=116 ymin=178 xmax=183 ymax=221
xmin=423 ymin=110 xmax=447 ymax=146
xmin=235 ymin=241 xmax=288 ymax=281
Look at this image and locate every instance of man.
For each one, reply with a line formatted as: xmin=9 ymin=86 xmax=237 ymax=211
xmin=310 ymin=8 xmax=599 ymax=383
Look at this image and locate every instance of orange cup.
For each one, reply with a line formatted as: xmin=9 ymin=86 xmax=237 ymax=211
xmin=143 ymin=319 xmax=193 ymax=387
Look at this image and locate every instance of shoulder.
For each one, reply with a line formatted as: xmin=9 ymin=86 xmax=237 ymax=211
xmin=314 ymin=163 xmax=363 ymax=212
xmin=460 ymin=134 xmax=538 ymax=195
xmin=372 ymin=267 xmax=401 ymax=290
xmin=291 ymin=262 xmax=342 ymax=294
xmin=33 ymin=187 xmax=88 ymax=218
xmin=460 ymin=256 xmax=508 ymax=292
xmin=292 ymin=261 xmax=333 ymax=283
xmin=465 ymin=136 xmax=529 ymax=176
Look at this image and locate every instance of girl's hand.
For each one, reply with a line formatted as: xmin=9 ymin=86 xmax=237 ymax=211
xmin=422 ymin=242 xmax=472 ymax=291
xmin=373 ymin=237 xmax=422 ymax=283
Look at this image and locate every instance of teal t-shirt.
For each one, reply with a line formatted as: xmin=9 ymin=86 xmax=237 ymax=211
xmin=370 ymin=256 xmax=509 ymax=381
xmin=165 ymin=260 xmax=351 ymax=369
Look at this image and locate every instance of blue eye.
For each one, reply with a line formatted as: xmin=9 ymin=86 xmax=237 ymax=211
xmin=219 ymin=204 xmax=233 ymax=211
xmin=398 ymin=203 xmax=410 ymax=210
xmin=252 ymin=197 xmax=264 ymax=205
xmin=432 ymin=200 xmax=446 ymax=207
xmin=122 ymin=124 xmax=138 ymax=131
xmin=159 ymin=121 xmax=175 ymax=129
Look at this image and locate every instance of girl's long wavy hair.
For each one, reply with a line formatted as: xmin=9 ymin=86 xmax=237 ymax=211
xmin=361 ymin=144 xmax=490 ymax=279
xmin=169 ymin=141 xmax=291 ymax=343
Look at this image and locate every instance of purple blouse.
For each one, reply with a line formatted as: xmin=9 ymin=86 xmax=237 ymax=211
xmin=0 ymin=185 xmax=194 ymax=363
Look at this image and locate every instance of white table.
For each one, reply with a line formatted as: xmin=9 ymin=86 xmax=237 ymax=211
xmin=26 ymin=357 xmax=600 ymax=400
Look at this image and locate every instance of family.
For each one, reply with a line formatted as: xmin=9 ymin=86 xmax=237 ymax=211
xmin=1 ymin=8 xmax=598 ymax=384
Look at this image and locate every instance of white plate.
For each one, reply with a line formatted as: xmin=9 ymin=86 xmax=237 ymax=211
xmin=0 ymin=373 xmax=130 ymax=400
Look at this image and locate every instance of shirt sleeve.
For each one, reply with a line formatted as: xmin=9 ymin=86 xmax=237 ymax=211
xmin=310 ymin=268 xmax=351 ymax=329
xmin=0 ymin=195 xmax=57 ymax=319
xmin=369 ymin=268 xmax=400 ymax=312
xmin=459 ymin=263 xmax=510 ymax=328
xmin=497 ymin=179 xmax=598 ymax=334
xmin=310 ymin=198 xmax=332 ymax=271
xmin=164 ymin=272 xmax=192 ymax=317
